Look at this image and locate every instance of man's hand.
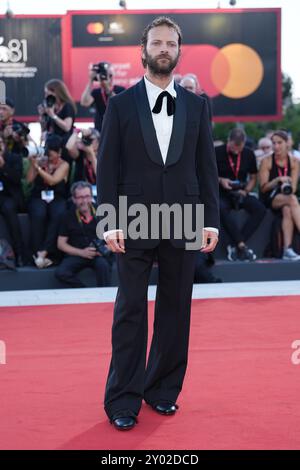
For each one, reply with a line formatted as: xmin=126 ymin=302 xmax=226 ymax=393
xmin=80 ymin=246 xmax=99 ymax=259
xmin=200 ymin=229 xmax=218 ymax=253
xmin=105 ymin=230 xmax=125 ymax=253
xmin=219 ymin=177 xmax=232 ymax=190
xmin=88 ymin=63 xmax=98 ymax=82
xmin=3 ymin=125 xmax=13 ymax=138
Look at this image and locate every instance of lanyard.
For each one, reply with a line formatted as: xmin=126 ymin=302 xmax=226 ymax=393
xmin=227 ymin=151 xmax=241 ymax=179
xmin=275 ymin=158 xmax=288 ymax=177
xmin=101 ymin=86 xmax=113 ymax=106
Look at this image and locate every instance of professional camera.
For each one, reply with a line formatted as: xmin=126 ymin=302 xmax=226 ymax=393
xmin=229 ymin=180 xmax=245 ymax=191
xmin=228 ymin=180 xmax=246 ymax=209
xmin=12 ymin=122 xmax=30 ymax=138
xmin=81 ymin=134 xmax=93 ymax=146
xmin=23 ymin=143 xmax=45 ymax=159
xmin=269 ymin=181 xmax=293 ymax=200
xmin=90 ymin=238 xmax=113 ymax=263
xmin=92 ymin=62 xmax=109 ymax=81
xmin=281 ymin=182 xmax=293 ymax=195
xmin=43 ymin=95 xmax=56 ymax=108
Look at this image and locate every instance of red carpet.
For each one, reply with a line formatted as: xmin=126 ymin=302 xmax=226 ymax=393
xmin=1 ymin=295 xmax=300 ymax=450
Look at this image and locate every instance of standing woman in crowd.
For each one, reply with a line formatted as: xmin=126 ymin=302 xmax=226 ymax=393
xmin=259 ymin=130 xmax=300 ymax=260
xmin=26 ymin=135 xmax=69 ymax=268
xmin=38 ymin=79 xmax=76 ymax=162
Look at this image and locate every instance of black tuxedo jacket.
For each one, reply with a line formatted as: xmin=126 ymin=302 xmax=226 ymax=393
xmin=97 ymin=79 xmax=219 ymax=250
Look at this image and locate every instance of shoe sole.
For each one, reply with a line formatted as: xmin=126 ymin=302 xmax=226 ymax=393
xmin=113 ymin=424 xmax=136 ymax=431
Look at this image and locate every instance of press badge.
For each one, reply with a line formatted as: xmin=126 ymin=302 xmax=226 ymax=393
xmin=0 ymin=182 xmax=3 ymax=191
xmin=41 ymin=190 xmax=54 ymax=203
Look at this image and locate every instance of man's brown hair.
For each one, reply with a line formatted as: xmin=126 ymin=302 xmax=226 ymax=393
xmin=141 ymin=16 xmax=182 ymax=49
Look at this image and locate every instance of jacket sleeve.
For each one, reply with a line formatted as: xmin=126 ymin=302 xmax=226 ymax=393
xmin=96 ymin=97 xmax=121 ymax=236
xmin=196 ymin=100 xmax=220 ymax=230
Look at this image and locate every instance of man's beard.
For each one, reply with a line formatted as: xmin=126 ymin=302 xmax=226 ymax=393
xmin=143 ymin=50 xmax=179 ymax=76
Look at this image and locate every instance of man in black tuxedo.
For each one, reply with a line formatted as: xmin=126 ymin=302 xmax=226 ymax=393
xmin=97 ymin=17 xmax=220 ymax=431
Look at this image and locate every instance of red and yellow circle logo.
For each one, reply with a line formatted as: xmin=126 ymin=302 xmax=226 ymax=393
xmin=86 ymin=22 xmax=104 ymax=34
xmin=182 ymin=43 xmax=264 ymax=99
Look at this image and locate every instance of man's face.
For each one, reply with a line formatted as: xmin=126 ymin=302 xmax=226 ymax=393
xmin=142 ymin=25 xmax=180 ymax=75
xmin=0 ymin=104 xmax=14 ymax=122
xmin=228 ymin=141 xmax=245 ymax=155
xmin=99 ymin=65 xmax=114 ymax=86
xmin=72 ymin=188 xmax=93 ymax=212
xmin=181 ymin=78 xmax=197 ymax=94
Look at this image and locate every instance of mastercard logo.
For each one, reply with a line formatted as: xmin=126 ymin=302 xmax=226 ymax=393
xmin=183 ymin=43 xmax=264 ymax=99
xmin=87 ymin=22 xmax=104 ymax=34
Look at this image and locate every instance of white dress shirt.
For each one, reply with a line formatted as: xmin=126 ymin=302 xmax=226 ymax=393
xmin=103 ymin=75 xmax=218 ymax=241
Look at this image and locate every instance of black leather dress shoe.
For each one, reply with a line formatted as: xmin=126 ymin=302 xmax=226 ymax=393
xmin=151 ymin=403 xmax=179 ymax=415
xmin=112 ymin=416 xmax=136 ymax=431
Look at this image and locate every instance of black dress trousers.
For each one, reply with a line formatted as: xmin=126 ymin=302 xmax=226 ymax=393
xmin=104 ymin=239 xmax=197 ymax=420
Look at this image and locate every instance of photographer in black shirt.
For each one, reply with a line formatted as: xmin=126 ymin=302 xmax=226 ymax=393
xmin=27 ymin=135 xmax=69 ymax=268
xmin=0 ymin=98 xmax=30 ymax=157
xmin=80 ymin=62 xmax=125 ymax=131
xmin=0 ymin=136 xmax=25 ymax=265
xmin=66 ymin=127 xmax=99 ymax=186
xmin=216 ymin=128 xmax=266 ymax=261
xmin=55 ymin=181 xmax=112 ymax=288
xmin=38 ymin=79 xmax=76 ymax=163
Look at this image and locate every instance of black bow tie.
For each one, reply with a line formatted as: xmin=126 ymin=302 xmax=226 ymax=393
xmin=152 ymin=91 xmax=176 ymax=116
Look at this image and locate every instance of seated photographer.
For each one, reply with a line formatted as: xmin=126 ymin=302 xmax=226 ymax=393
xmin=0 ymin=98 xmax=30 ymax=157
xmin=216 ymin=128 xmax=266 ymax=261
xmin=38 ymin=79 xmax=76 ymax=163
xmin=80 ymin=61 xmax=125 ymax=131
xmin=66 ymin=128 xmax=99 ymax=186
xmin=0 ymin=136 xmax=25 ymax=266
xmin=259 ymin=130 xmax=300 ymax=260
xmin=26 ymin=135 xmax=69 ymax=268
xmin=55 ymin=181 xmax=112 ymax=288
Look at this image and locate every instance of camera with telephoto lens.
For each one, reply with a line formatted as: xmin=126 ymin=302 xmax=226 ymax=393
xmin=90 ymin=238 xmax=112 ymax=260
xmin=43 ymin=95 xmax=56 ymax=108
xmin=92 ymin=62 xmax=109 ymax=81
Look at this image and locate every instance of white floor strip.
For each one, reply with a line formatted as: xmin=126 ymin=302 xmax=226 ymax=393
xmin=0 ymin=280 xmax=300 ymax=307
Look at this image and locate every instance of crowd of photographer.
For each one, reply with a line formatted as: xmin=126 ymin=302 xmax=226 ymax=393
xmin=1 ymin=61 xmax=300 ymax=286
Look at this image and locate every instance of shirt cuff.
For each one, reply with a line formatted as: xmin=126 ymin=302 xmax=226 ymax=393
xmin=203 ymin=227 xmax=219 ymax=236
xmin=103 ymin=229 xmax=123 ymax=242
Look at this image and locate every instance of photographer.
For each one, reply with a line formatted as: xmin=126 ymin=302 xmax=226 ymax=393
xmin=55 ymin=181 xmax=112 ymax=288
xmin=0 ymin=136 xmax=25 ymax=266
xmin=65 ymin=128 xmax=99 ymax=185
xmin=38 ymin=79 xmax=76 ymax=162
xmin=259 ymin=130 xmax=300 ymax=260
xmin=216 ymin=128 xmax=266 ymax=261
xmin=80 ymin=62 xmax=125 ymax=131
xmin=0 ymin=98 xmax=30 ymax=157
xmin=26 ymin=135 xmax=69 ymax=268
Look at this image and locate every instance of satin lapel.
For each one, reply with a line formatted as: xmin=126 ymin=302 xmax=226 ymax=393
xmin=165 ymin=83 xmax=187 ymax=168
xmin=133 ymin=79 xmax=164 ymax=167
